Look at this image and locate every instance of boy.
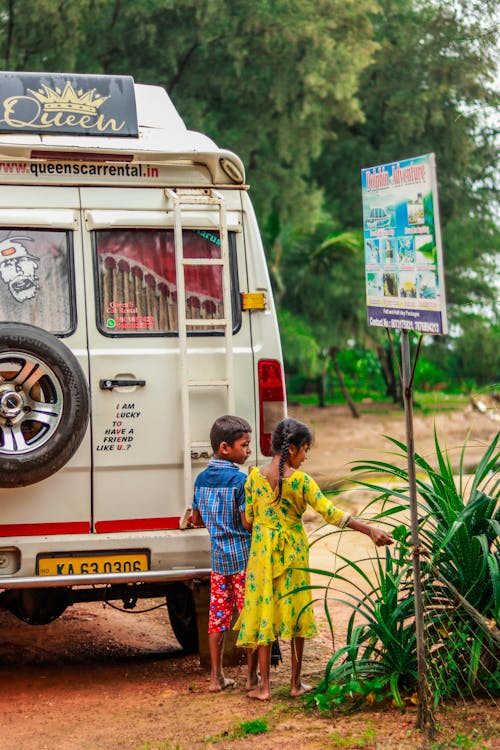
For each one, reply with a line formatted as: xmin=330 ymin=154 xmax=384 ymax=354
xmin=191 ymin=414 xmax=258 ymax=692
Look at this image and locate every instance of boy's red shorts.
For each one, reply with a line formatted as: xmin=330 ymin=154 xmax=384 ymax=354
xmin=208 ymin=570 xmax=246 ymax=633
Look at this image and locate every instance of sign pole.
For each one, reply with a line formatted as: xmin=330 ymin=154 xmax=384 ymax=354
xmin=361 ymin=153 xmax=446 ymax=736
xmin=401 ymin=330 xmax=435 ymax=734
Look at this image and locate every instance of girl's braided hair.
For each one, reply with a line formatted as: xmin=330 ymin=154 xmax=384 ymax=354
xmin=271 ymin=417 xmax=313 ymax=502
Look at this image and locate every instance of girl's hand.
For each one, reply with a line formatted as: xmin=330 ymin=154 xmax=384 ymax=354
xmin=370 ymin=527 xmax=394 ymax=547
xmin=346 ymin=517 xmax=393 ymax=546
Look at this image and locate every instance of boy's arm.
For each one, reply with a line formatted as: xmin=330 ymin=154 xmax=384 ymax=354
xmin=191 ymin=508 xmax=205 ymax=528
xmin=240 ymin=510 xmax=252 ymax=531
xmin=347 ymin=517 xmax=393 ymax=547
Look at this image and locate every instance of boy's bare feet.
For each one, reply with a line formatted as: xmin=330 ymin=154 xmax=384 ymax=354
xmin=290 ymin=682 xmax=312 ymax=697
xmin=209 ymin=677 xmax=236 ymax=692
xmin=247 ymin=685 xmax=271 ymax=701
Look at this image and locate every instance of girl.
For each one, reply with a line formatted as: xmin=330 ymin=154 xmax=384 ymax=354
xmin=235 ymin=417 xmax=393 ymax=701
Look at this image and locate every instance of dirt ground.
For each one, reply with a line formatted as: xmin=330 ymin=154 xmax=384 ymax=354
xmin=0 ymin=402 xmax=498 ymax=750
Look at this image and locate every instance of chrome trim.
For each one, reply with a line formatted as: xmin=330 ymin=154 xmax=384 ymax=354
xmin=0 ymin=567 xmax=211 ymax=589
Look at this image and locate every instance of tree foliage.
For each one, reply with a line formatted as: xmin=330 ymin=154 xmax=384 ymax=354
xmin=283 ymin=225 xmax=366 ymax=352
xmin=277 ymin=309 xmax=321 ymax=379
xmin=0 ymin=0 xmax=378 ymax=229
xmin=314 ymin=0 xmax=499 ymax=316
xmin=0 ymin=0 xmax=497 ymax=393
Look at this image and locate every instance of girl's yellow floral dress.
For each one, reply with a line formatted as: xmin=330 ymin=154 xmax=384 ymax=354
xmin=235 ymin=467 xmax=350 ymax=648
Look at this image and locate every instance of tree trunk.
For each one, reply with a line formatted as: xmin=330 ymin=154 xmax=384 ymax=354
xmin=316 ymin=373 xmax=326 ymax=408
xmin=315 ymin=353 xmax=331 ymax=408
xmin=331 ymin=352 xmax=360 ymax=418
xmin=376 ymin=344 xmax=401 ymax=404
xmin=5 ymin=0 xmax=14 ymax=68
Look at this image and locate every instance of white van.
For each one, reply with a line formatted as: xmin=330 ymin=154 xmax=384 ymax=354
xmin=0 ymin=72 xmax=286 ymax=653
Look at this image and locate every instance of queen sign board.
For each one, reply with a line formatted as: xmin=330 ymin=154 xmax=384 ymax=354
xmin=361 ymin=153 xmax=448 ymax=335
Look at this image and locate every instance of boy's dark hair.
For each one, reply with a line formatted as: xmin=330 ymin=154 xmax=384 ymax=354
xmin=210 ymin=414 xmax=252 ymax=453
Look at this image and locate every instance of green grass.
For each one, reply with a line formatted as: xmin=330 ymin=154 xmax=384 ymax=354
xmin=233 ymin=718 xmax=269 ymax=737
xmin=430 ymin=731 xmax=489 ymax=749
xmin=288 ymin=391 xmax=471 ymax=412
xmin=413 ymin=391 xmax=469 ymax=412
xmin=329 ymin=723 xmax=377 ymax=748
xmin=203 ymin=717 xmax=269 ymax=743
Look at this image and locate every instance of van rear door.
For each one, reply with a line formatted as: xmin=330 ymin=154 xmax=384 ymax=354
xmin=80 ymin=186 xmax=251 ymax=532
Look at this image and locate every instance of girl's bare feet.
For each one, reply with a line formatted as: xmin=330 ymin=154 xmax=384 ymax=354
xmin=290 ymin=682 xmax=312 ymax=697
xmin=247 ymin=685 xmax=271 ymax=701
xmin=246 ymin=675 xmax=260 ymax=690
xmin=209 ymin=677 xmax=236 ymax=692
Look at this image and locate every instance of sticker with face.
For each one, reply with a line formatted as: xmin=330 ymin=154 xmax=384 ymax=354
xmin=0 ymin=237 xmax=40 ymax=302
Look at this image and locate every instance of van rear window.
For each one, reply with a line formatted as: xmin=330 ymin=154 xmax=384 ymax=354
xmin=0 ymin=229 xmax=74 ymax=335
xmin=93 ymin=228 xmax=239 ymax=335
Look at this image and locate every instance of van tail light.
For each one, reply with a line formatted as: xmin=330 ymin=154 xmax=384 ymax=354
xmin=258 ymin=359 xmax=286 ymax=456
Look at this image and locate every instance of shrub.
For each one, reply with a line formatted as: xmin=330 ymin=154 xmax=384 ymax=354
xmin=308 ymin=431 xmax=499 ymax=712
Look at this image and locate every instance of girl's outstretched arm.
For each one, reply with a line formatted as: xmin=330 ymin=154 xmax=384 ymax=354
xmin=347 ymin=517 xmax=393 ymax=547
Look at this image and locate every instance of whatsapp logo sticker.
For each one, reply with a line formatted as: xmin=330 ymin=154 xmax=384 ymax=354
xmin=106 ymin=318 xmax=116 ymax=328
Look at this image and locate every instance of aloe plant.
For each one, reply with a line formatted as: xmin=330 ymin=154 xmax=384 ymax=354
xmin=354 ymin=430 xmax=499 ymax=622
xmin=309 ymin=431 xmax=499 ymax=711
xmin=308 ymin=532 xmax=418 ymax=710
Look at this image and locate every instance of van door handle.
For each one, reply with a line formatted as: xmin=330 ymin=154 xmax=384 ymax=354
xmin=99 ymin=379 xmax=146 ymax=390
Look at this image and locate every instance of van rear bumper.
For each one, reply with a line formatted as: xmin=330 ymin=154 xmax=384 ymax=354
xmin=0 ymin=527 xmax=211 ymax=584
xmin=0 ymin=567 xmax=211 ymax=589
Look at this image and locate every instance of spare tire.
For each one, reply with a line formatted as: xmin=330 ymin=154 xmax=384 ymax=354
xmin=0 ymin=322 xmax=90 ymax=487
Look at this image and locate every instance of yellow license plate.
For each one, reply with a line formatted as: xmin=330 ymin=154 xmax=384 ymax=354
xmin=37 ymin=551 xmax=149 ymax=576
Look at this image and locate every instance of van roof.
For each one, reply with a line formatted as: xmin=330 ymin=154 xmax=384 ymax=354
xmin=0 ymin=74 xmax=245 ymax=185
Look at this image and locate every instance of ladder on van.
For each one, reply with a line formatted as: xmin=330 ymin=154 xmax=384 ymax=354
xmin=165 ymin=188 xmax=235 ymax=528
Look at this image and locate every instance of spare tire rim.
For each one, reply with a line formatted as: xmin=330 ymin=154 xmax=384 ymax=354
xmin=0 ymin=352 xmax=63 ymax=454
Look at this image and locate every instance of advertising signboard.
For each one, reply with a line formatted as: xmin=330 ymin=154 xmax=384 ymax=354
xmin=361 ymin=153 xmax=448 ymax=335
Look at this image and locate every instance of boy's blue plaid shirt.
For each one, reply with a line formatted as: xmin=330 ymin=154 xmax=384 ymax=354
xmin=193 ymin=458 xmax=251 ymax=575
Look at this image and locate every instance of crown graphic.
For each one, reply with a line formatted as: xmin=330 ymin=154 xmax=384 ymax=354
xmin=27 ymin=81 xmax=110 ymax=115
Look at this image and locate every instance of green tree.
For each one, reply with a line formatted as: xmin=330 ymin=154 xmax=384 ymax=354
xmin=306 ymin=0 xmax=499 ymax=397
xmin=143 ymin=0 xmax=378 ymax=231
xmin=438 ymin=315 xmax=499 ymax=388
xmin=314 ymin=0 xmax=499 ymax=318
xmin=0 ymin=0 xmax=379 ymax=232
xmin=277 ymin=308 xmax=321 ymax=381
xmin=279 ymin=222 xmax=367 ymax=412
xmin=1 ymin=0 xmax=497 ymax=396
xmin=0 ymin=0 xmax=91 ymax=70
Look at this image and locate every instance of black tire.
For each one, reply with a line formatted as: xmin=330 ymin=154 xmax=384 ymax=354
xmin=166 ymin=582 xmax=199 ymax=654
xmin=5 ymin=588 xmax=69 ymax=625
xmin=0 ymin=322 xmax=90 ymax=487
